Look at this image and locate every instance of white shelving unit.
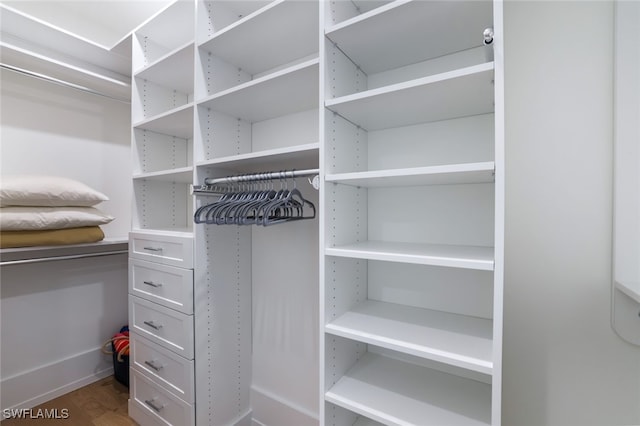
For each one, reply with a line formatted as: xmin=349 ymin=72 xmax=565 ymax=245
xmin=131 ymin=5 xmax=195 ymax=233
xmin=321 ymin=1 xmax=503 ymax=426
xmin=127 ymin=1 xmax=504 ymax=425
xmin=192 ymin=1 xmax=321 ymax=425
xmin=128 ymin=2 xmax=196 ymax=426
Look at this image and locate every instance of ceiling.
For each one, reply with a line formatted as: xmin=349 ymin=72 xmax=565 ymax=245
xmin=2 ymin=0 xmax=174 ymax=49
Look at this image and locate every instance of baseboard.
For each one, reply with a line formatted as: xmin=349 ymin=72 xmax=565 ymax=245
xmin=250 ymin=385 xmax=318 ymax=426
xmin=0 ymin=347 xmax=113 ymax=411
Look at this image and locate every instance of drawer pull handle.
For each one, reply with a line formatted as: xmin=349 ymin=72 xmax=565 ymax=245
xmin=144 ymin=360 xmax=163 ymax=371
xmin=143 ymin=247 xmax=163 ymax=252
xmin=143 ymin=280 xmax=163 ymax=288
xmin=144 ymin=398 xmax=164 ymax=412
xmin=143 ymin=320 xmax=162 ymax=330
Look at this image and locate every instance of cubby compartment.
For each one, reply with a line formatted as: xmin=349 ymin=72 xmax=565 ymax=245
xmin=133 ymin=128 xmax=193 ymax=177
xmin=325 ymin=181 xmax=495 ymax=269
xmin=132 ymin=0 xmax=195 ymax=73
xmin=132 ymin=179 xmax=193 ymax=233
xmin=325 ymin=0 xmax=493 ymax=99
xmin=325 ymin=257 xmax=494 ymax=372
xmin=132 ymin=73 xmax=194 ymax=124
xmin=195 ymin=79 xmax=319 ymax=166
xmin=324 ymin=336 xmax=492 ymax=426
xmin=326 ymin=111 xmax=494 ymax=175
xmin=195 ymin=105 xmax=319 ymax=166
xmin=197 ymin=0 xmax=319 ymax=97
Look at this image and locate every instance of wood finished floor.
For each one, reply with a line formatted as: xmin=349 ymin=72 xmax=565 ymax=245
xmin=2 ymin=376 xmax=137 ymax=425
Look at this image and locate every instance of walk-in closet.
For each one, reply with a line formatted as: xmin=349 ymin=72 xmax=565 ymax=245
xmin=1 ymin=1 xmax=639 ymax=426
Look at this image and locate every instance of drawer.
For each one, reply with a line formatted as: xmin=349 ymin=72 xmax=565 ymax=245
xmin=130 ymin=368 xmax=194 ymax=426
xmin=130 ymin=258 xmax=193 ymax=314
xmin=131 ymin=333 xmax=195 ymax=403
xmin=129 ymin=231 xmax=193 ymax=269
xmin=130 ymin=296 xmax=194 ymax=359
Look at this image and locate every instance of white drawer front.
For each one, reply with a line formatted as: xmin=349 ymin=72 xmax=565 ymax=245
xmin=131 ymin=333 xmax=195 ymax=403
xmin=129 ymin=232 xmax=193 ymax=269
xmin=130 ymin=369 xmax=194 ymax=426
xmin=130 ymin=296 xmax=194 ymax=359
xmin=130 ymin=258 xmax=194 ymax=314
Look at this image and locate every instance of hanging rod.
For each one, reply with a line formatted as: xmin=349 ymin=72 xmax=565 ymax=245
xmin=0 ymin=249 xmax=128 ymax=266
xmin=192 ymin=169 xmax=320 ymax=195
xmin=1 ymin=63 xmax=131 ymax=104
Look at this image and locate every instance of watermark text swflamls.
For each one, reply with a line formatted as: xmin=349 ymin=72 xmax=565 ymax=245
xmin=2 ymin=408 xmax=70 ymax=420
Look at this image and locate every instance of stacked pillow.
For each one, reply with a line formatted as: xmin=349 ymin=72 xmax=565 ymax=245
xmin=0 ymin=175 xmax=114 ymax=248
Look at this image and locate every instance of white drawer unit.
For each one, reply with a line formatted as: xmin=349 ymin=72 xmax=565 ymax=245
xmin=129 ymin=231 xmax=194 ymax=269
xmin=131 ymin=333 xmax=195 ymax=403
xmin=130 ymin=368 xmax=195 ymax=426
xmin=130 ymin=258 xmax=194 ymax=314
xmin=130 ymin=295 xmax=194 ymax=360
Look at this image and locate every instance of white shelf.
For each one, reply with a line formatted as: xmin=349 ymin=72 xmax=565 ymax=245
xmin=615 ymin=281 xmax=640 ymax=304
xmin=133 ymin=167 xmax=193 ymax=183
xmin=326 ymin=0 xmax=492 ymax=74
xmin=326 ymin=62 xmax=494 ymax=131
xmin=326 ymin=241 xmax=494 ymax=271
xmin=197 ymin=143 xmax=319 ymax=172
xmin=200 ymin=0 xmax=318 ymax=76
xmin=133 ymin=104 xmax=194 ymax=139
xmin=326 ymin=162 xmax=495 ymax=187
xmin=130 ymin=227 xmax=193 ymax=238
xmin=134 ymin=43 xmax=194 ymax=94
xmin=198 ymin=58 xmax=319 ymax=123
xmin=326 ymin=300 xmax=493 ymax=374
xmin=325 ymin=352 xmax=491 ymax=426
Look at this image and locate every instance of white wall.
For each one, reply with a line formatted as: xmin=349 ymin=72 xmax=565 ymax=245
xmin=0 ymin=69 xmax=131 ymax=238
xmin=0 ymin=254 xmax=128 ymax=410
xmin=0 ymin=69 xmax=131 ymax=410
xmin=503 ymin=1 xmax=640 ymax=425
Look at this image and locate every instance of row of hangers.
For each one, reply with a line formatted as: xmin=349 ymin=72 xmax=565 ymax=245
xmin=193 ymin=172 xmax=316 ymax=226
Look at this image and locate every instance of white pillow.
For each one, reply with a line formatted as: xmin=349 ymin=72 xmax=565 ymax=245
xmin=0 ymin=206 xmax=114 ymax=231
xmin=0 ymin=175 xmax=109 ymax=207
